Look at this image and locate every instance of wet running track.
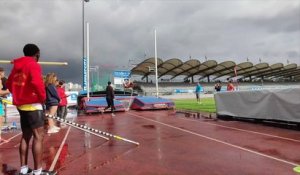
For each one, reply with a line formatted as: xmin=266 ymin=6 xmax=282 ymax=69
xmin=1 ymin=109 xmax=300 ymax=175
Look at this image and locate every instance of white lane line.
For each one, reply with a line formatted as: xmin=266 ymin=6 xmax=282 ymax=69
xmin=49 ymin=126 xmax=72 ymax=171
xmin=0 ymin=132 xmax=22 ymax=146
xmin=177 ymin=117 xmax=300 ymax=143
xmin=129 ymin=112 xmax=299 ymax=167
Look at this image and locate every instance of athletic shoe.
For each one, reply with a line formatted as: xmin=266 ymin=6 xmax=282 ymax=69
xmin=98 ymin=108 xmax=104 ymax=114
xmin=19 ymin=168 xmax=32 ymax=175
xmin=53 ymin=126 xmax=60 ymax=131
xmin=47 ymin=128 xmax=59 ymax=134
xmin=33 ymin=170 xmax=57 ymax=175
xmin=111 ymin=113 xmax=116 ymax=117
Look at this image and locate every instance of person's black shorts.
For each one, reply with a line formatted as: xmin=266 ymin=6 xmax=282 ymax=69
xmin=18 ymin=110 xmax=45 ymax=129
xmin=196 ymin=93 xmax=200 ymax=99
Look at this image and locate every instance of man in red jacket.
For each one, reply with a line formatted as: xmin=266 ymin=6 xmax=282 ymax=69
xmin=7 ymin=44 xmax=56 ymax=175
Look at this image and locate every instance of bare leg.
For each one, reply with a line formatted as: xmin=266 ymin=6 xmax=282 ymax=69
xmin=31 ymin=126 xmax=44 ymax=169
xmin=19 ymin=128 xmax=32 ymax=167
xmin=0 ymin=116 xmax=3 ymax=128
xmin=49 ymin=106 xmax=58 ymax=118
xmin=47 ymin=118 xmax=55 ymax=128
xmin=47 ymin=106 xmax=58 ymax=128
xmin=0 ymin=117 xmax=3 ymax=139
xmin=45 ymin=110 xmax=52 ymax=128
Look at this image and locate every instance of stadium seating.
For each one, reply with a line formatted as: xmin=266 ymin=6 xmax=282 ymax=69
xmin=135 ymin=81 xmax=300 ymax=96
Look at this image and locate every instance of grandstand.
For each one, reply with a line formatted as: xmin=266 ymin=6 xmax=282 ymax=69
xmin=130 ymin=57 xmax=300 ymax=96
xmin=135 ymin=81 xmax=300 ymax=97
xmin=131 ymin=57 xmax=300 ymax=82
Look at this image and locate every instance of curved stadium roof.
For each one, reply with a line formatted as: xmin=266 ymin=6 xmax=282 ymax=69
xmin=131 ymin=58 xmax=300 ymax=82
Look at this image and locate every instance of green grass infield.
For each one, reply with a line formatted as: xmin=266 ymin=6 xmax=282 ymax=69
xmin=173 ymin=98 xmax=216 ymax=113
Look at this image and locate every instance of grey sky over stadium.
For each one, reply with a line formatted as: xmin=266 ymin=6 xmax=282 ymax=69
xmin=0 ymin=0 xmax=299 ymax=84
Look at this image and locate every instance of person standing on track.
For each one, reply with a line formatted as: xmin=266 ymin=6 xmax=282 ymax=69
xmin=44 ymin=73 xmax=60 ymax=134
xmin=56 ymin=80 xmax=69 ymax=126
xmin=195 ymin=82 xmax=202 ymax=104
xmin=0 ymin=67 xmax=10 ymax=142
xmin=103 ymin=81 xmax=115 ymax=117
xmin=214 ymin=80 xmax=222 ymax=92
xmin=227 ymin=79 xmax=235 ymax=91
xmin=6 ymin=44 xmax=56 ymax=175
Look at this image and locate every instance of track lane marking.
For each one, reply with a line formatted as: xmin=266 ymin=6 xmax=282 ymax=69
xmin=129 ymin=112 xmax=299 ymax=167
xmin=49 ymin=125 xmax=72 ymax=171
xmin=177 ymin=116 xmax=300 ymax=143
xmin=145 ymin=110 xmax=300 ymax=143
xmin=0 ymin=132 xmax=22 ymax=146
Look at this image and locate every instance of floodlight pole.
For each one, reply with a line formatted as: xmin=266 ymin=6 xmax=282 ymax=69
xmin=154 ymin=30 xmax=159 ymax=97
xmin=86 ymin=22 xmax=90 ymax=99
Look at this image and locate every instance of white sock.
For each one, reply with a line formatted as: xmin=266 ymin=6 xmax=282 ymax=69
xmin=33 ymin=167 xmax=42 ymax=175
xmin=20 ymin=165 xmax=29 ymax=174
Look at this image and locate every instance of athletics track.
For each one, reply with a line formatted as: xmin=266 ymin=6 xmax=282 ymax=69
xmin=1 ymin=108 xmax=300 ymax=175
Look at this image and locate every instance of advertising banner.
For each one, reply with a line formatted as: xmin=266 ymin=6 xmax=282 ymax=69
xmin=113 ymin=70 xmax=131 ymax=78
xmin=113 ymin=70 xmax=131 ymax=90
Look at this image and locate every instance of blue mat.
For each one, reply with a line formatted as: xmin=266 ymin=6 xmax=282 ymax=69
xmin=85 ymin=98 xmax=123 ymax=107
xmin=135 ymin=96 xmax=173 ymax=104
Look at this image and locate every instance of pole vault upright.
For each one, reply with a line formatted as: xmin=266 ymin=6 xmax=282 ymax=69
xmin=86 ymin=22 xmax=90 ymax=99
xmin=154 ymin=29 xmax=159 ymax=97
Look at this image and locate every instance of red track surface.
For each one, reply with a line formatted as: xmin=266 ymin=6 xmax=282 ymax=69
xmin=1 ymin=109 xmax=300 ymax=175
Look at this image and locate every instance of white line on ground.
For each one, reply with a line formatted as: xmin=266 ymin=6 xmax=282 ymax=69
xmin=178 ymin=117 xmax=300 ymax=143
xmin=49 ymin=125 xmax=72 ymax=171
xmin=0 ymin=132 xmax=22 ymax=146
xmin=129 ymin=112 xmax=299 ymax=167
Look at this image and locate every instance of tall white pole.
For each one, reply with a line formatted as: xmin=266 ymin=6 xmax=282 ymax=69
xmin=82 ymin=0 xmax=86 ymax=91
xmin=82 ymin=0 xmax=85 ymax=62
xmin=154 ymin=30 xmax=159 ymax=97
xmin=87 ymin=22 xmax=90 ymax=99
xmin=82 ymin=0 xmax=89 ymax=91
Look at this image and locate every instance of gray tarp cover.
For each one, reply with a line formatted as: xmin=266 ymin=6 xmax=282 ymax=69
xmin=214 ymin=88 xmax=300 ymax=122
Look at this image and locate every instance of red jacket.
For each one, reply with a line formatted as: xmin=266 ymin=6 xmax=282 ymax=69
xmin=6 ymin=56 xmax=46 ymax=105
xmin=57 ymin=86 xmax=68 ymax=106
xmin=227 ymin=83 xmax=235 ymax=91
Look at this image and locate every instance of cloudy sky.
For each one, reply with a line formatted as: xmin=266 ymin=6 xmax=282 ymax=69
xmin=0 ymin=0 xmax=299 ymax=84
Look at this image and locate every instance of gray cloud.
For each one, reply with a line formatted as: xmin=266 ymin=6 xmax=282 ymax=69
xmin=0 ymin=0 xmax=299 ymax=84
xmin=234 ymin=5 xmax=300 ymax=33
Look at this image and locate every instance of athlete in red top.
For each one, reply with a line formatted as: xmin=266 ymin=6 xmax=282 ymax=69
xmin=227 ymin=79 xmax=235 ymax=91
xmin=6 ymin=44 xmax=56 ymax=175
xmin=56 ymin=80 xmax=69 ymax=122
